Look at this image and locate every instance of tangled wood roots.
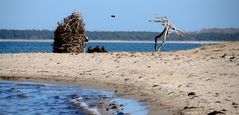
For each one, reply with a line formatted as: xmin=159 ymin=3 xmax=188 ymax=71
xmin=53 ymin=12 xmax=88 ymax=53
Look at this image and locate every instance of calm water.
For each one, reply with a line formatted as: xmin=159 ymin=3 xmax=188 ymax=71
xmin=0 ymin=80 xmax=148 ymax=115
xmin=0 ymin=42 xmax=204 ymax=53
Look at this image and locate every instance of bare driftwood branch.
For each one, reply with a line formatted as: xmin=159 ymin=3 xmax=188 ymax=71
xmin=149 ymin=16 xmax=184 ymax=51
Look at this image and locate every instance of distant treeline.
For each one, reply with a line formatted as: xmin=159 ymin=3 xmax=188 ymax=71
xmin=0 ymin=29 xmax=53 ymax=40
xmin=0 ymin=28 xmax=239 ymax=41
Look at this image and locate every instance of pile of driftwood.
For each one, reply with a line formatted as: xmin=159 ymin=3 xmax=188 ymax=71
xmin=53 ymin=12 xmax=88 ymax=53
xmin=87 ymin=46 xmax=107 ymax=53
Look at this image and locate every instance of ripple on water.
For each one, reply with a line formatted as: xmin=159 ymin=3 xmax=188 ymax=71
xmin=0 ymin=80 xmax=148 ymax=115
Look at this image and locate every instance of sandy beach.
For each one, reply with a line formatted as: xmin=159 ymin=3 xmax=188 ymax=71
xmin=0 ymin=42 xmax=239 ymax=115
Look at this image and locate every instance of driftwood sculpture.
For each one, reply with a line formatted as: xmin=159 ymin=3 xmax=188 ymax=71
xmin=53 ymin=12 xmax=88 ymax=53
xmin=149 ymin=16 xmax=184 ymax=51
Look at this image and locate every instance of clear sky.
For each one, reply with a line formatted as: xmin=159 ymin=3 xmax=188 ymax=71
xmin=0 ymin=0 xmax=239 ymax=31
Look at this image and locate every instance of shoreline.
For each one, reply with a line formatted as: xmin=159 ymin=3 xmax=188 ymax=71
xmin=0 ymin=42 xmax=238 ymax=114
xmin=0 ymin=74 xmax=176 ymax=115
xmin=0 ymin=39 xmax=227 ymax=44
xmin=0 ymin=80 xmax=144 ymax=115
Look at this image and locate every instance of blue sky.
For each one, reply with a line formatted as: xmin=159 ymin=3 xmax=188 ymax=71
xmin=0 ymin=0 xmax=239 ymax=31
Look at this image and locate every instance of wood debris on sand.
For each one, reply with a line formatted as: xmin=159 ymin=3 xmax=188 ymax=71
xmin=53 ymin=12 xmax=88 ymax=53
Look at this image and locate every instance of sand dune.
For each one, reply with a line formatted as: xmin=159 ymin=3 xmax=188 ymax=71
xmin=0 ymin=42 xmax=239 ymax=115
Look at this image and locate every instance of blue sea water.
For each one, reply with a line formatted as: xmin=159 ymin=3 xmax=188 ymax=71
xmin=0 ymin=41 xmax=204 ymax=53
xmin=0 ymin=80 xmax=148 ymax=115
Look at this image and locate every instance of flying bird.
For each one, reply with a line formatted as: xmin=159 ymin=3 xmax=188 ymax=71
xmin=111 ymin=15 xmax=116 ymax=18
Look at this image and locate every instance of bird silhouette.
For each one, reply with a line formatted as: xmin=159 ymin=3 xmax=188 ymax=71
xmin=111 ymin=15 xmax=116 ymax=18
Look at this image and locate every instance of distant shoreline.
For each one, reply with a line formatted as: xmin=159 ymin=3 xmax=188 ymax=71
xmin=0 ymin=39 xmax=227 ymax=44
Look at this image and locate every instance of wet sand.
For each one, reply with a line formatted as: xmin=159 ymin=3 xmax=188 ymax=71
xmin=0 ymin=42 xmax=239 ymax=115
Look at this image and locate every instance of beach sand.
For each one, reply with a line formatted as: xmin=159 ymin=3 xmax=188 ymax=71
xmin=0 ymin=42 xmax=239 ymax=115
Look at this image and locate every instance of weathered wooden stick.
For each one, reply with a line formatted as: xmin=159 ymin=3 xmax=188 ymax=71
xmin=149 ymin=16 xmax=184 ymax=52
